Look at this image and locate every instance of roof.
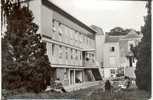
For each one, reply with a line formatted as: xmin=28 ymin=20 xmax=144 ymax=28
xmin=122 ymin=30 xmax=142 ymax=39
xmin=42 ymin=0 xmax=96 ymax=34
xmin=105 ymin=35 xmax=122 ymax=43
xmin=90 ymin=25 xmax=104 ymax=35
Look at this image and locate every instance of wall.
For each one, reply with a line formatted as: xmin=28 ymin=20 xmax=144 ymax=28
xmin=103 ymin=42 xmax=120 ymax=68
xmin=96 ymin=35 xmax=105 ymax=66
xmin=40 ymin=2 xmax=96 ymax=68
xmin=41 ymin=4 xmax=54 ymax=37
xmin=56 ymin=68 xmax=69 ymax=86
xmin=124 ymin=67 xmax=136 ymax=78
xmin=104 ymin=68 xmax=111 ymax=79
xmin=28 ymin=0 xmax=41 ymax=33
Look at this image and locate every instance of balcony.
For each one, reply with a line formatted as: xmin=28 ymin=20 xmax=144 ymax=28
xmin=82 ymin=50 xmax=97 ymax=68
xmin=84 ymin=58 xmax=96 ymax=67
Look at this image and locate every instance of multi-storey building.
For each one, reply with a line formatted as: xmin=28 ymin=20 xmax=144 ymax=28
xmin=103 ymin=30 xmax=142 ymax=79
xmin=20 ymin=0 xmax=102 ymax=91
xmin=103 ymin=35 xmax=123 ymax=78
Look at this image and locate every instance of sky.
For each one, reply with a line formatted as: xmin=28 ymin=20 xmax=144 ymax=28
xmin=50 ymin=0 xmax=147 ymax=32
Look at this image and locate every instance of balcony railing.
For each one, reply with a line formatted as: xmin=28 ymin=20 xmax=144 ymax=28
xmin=84 ymin=60 xmax=97 ymax=67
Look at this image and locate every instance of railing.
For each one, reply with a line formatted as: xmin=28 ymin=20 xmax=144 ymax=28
xmin=84 ymin=60 xmax=97 ymax=67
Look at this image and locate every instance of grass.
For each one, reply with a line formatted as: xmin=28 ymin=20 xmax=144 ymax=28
xmin=3 ymin=85 xmax=151 ymax=100
xmin=89 ymin=88 xmax=150 ymax=100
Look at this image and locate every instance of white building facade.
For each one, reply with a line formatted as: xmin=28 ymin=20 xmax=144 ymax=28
xmin=22 ymin=0 xmax=102 ymax=91
xmin=102 ymin=30 xmax=142 ymax=79
xmin=92 ymin=27 xmax=142 ymax=79
xmin=103 ymin=35 xmax=122 ymax=79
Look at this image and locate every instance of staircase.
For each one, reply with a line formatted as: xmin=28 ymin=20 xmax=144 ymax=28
xmin=91 ymin=69 xmax=102 ymax=81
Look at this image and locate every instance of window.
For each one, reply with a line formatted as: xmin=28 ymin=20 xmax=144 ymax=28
xmin=70 ymin=70 xmax=75 ymax=84
xmin=52 ymin=44 xmax=55 ymax=56
xmin=92 ymin=54 xmax=94 ymax=63
xmin=128 ymin=41 xmax=134 ymax=51
xmin=109 ymin=57 xmax=116 ymax=65
xmin=70 ymin=29 xmax=74 ymax=39
xmin=86 ymin=53 xmax=89 ymax=61
xmin=110 ymin=47 xmax=115 ymax=52
xmin=75 ymin=70 xmax=82 ymax=83
xmin=130 ymin=44 xmax=133 ymax=48
xmin=52 ymin=20 xmax=56 ymax=32
xmin=79 ymin=33 xmax=81 ymax=42
xmin=64 ymin=26 xmax=67 ymax=37
xmin=59 ymin=45 xmax=62 ymax=59
xmin=129 ymin=44 xmax=134 ymax=51
xmin=75 ymin=50 xmax=78 ymax=60
xmin=110 ymin=69 xmax=116 ymax=74
xmin=110 ymin=69 xmax=116 ymax=77
xmin=58 ymin=23 xmax=62 ymax=36
xmin=80 ymin=52 xmax=82 ymax=60
xmin=116 ymin=68 xmax=124 ymax=77
xmin=129 ymin=56 xmax=133 ymax=67
xmin=83 ymin=35 xmax=85 ymax=43
xmin=92 ymin=40 xmax=94 ymax=48
xmin=75 ymin=31 xmax=78 ymax=41
xmin=87 ymin=37 xmax=89 ymax=45
xmin=65 ymin=47 xmax=68 ymax=60
xmin=71 ymin=49 xmax=73 ymax=60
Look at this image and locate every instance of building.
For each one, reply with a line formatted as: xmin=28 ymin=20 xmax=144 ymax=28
xmin=103 ymin=35 xmax=122 ymax=79
xmin=103 ymin=30 xmax=142 ymax=79
xmin=90 ymin=25 xmax=105 ymax=78
xmin=20 ymin=0 xmax=102 ymax=91
xmin=119 ymin=30 xmax=142 ymax=78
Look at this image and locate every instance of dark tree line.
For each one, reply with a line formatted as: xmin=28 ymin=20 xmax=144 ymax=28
xmin=106 ymin=27 xmax=138 ymax=36
xmin=2 ymin=0 xmax=53 ymax=93
xmin=134 ymin=0 xmax=151 ymax=95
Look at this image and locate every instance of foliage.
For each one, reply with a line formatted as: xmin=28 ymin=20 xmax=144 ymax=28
xmin=107 ymin=27 xmax=140 ymax=36
xmin=107 ymin=27 xmax=130 ymax=36
xmin=2 ymin=0 xmax=53 ymax=93
xmin=134 ymin=0 xmax=151 ymax=94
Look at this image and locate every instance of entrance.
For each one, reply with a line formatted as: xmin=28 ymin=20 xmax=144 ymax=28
xmin=70 ymin=70 xmax=75 ymax=85
xmin=69 ymin=69 xmax=83 ymax=85
xmin=75 ymin=70 xmax=83 ymax=83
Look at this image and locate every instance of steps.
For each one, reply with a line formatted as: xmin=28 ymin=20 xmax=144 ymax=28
xmin=91 ymin=69 xmax=102 ymax=81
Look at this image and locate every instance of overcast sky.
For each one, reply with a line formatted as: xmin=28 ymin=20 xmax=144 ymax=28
xmin=50 ymin=0 xmax=147 ymax=32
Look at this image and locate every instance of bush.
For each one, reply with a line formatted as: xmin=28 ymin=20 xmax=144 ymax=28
xmin=2 ymin=0 xmax=53 ymax=93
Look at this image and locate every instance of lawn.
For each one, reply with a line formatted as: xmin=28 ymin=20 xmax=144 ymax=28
xmin=2 ymin=84 xmax=151 ymax=100
xmin=88 ymin=88 xmax=151 ymax=100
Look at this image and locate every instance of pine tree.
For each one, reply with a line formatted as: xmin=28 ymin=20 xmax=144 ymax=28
xmin=135 ymin=0 xmax=151 ymax=94
xmin=2 ymin=0 xmax=53 ymax=93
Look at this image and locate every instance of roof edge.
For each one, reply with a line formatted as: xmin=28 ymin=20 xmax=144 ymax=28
xmin=42 ymin=0 xmax=96 ymax=34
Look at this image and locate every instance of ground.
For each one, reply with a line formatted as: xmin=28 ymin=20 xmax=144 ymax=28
xmin=3 ymin=82 xmax=150 ymax=100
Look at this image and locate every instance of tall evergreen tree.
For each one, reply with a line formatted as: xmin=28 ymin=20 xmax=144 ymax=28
xmin=135 ymin=0 xmax=151 ymax=94
xmin=2 ymin=0 xmax=53 ymax=92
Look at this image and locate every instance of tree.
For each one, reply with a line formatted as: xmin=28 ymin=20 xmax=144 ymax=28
xmin=107 ymin=27 xmax=140 ymax=36
xmin=2 ymin=0 xmax=53 ymax=93
xmin=107 ymin=27 xmax=128 ymax=36
xmin=135 ymin=0 xmax=151 ymax=94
